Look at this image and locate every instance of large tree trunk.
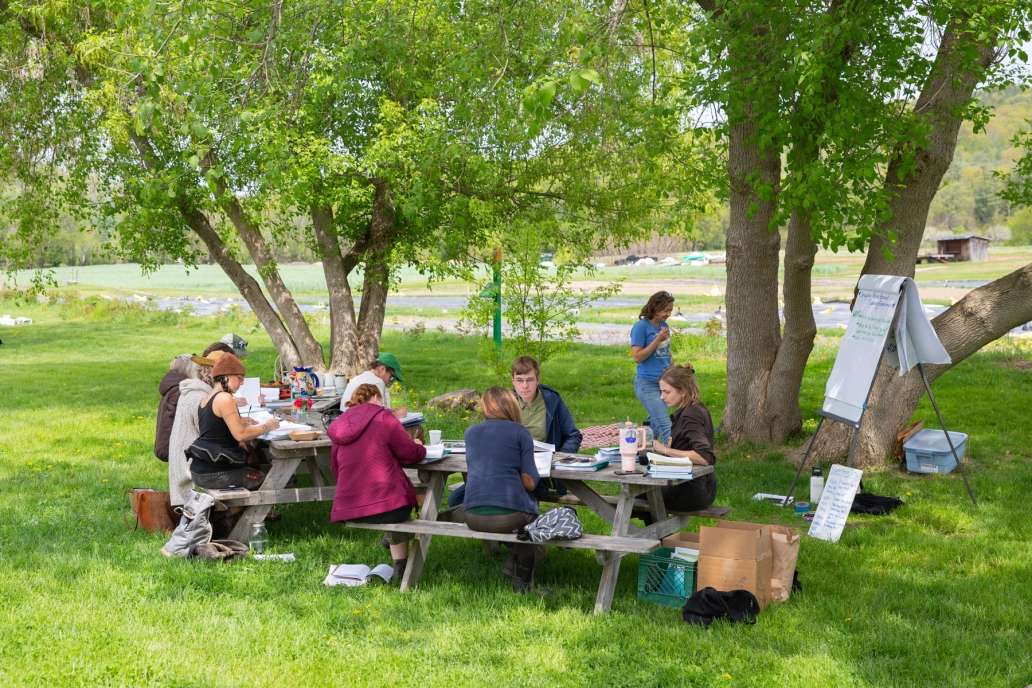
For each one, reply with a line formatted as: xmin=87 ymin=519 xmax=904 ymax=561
xmin=206 ymin=162 xmax=326 ymax=370
xmin=806 ymin=25 xmax=1002 ymax=467
xmin=861 ymin=28 xmax=998 ymax=277
xmin=805 ymin=263 xmax=1032 ymax=466
xmin=355 ymin=181 xmax=395 ymax=367
xmin=183 ymin=206 xmax=303 ymax=367
xmin=762 ymin=208 xmax=818 ymax=437
xmin=721 ymin=115 xmax=783 ymax=443
xmin=311 ymin=204 xmax=364 ymax=376
xmin=127 ymin=129 xmax=302 ymax=366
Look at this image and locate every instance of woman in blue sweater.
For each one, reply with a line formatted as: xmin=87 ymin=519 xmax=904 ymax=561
xmin=464 ymin=387 xmax=542 ymax=594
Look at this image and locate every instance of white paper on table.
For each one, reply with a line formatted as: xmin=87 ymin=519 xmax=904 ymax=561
xmin=807 ymin=464 xmax=863 ymax=543
xmin=423 ymin=445 xmax=447 ymax=461
xmin=242 ymin=410 xmax=274 ymax=424
xmin=534 ymin=451 xmax=553 ymax=478
xmin=235 ymin=377 xmax=261 ymax=407
xmin=264 ymin=422 xmax=313 ymax=436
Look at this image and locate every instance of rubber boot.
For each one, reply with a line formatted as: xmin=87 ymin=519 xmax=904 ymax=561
xmin=392 ymin=559 xmax=407 ymax=584
xmin=502 ymin=548 xmax=516 ymax=579
xmin=512 ymin=553 xmax=535 ymax=595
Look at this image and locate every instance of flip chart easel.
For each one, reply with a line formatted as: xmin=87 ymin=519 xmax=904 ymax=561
xmin=783 ymin=275 xmax=977 ymax=507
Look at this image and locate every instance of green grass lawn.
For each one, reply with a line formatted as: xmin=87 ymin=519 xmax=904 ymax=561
xmin=2 ymin=298 xmax=1031 ymax=687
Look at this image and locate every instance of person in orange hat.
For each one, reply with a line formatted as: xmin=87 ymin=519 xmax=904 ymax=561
xmin=189 ymin=353 xmax=280 ymax=493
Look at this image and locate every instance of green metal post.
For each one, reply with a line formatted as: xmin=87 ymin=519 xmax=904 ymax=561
xmin=492 ymin=246 xmax=502 ymax=354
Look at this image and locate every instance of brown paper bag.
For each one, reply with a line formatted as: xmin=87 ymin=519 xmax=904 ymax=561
xmin=769 ymin=525 xmax=801 ymax=603
xmin=124 ymin=488 xmax=177 ymax=534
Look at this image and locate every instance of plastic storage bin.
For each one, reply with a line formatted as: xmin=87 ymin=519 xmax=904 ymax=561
xmin=903 ymin=429 xmax=967 ymax=474
xmin=637 ymin=547 xmax=696 ymax=608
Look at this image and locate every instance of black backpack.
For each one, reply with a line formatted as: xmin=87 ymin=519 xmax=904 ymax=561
xmin=682 ymin=587 xmax=760 ymax=627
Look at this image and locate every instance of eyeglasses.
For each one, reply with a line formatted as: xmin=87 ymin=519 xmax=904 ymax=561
xmin=656 ymin=291 xmax=672 ymax=299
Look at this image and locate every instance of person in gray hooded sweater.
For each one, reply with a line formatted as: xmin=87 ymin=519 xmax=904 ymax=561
xmin=167 ymin=354 xmax=217 ymax=506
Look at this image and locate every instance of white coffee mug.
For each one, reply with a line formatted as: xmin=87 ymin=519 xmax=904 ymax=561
xmin=333 ymin=375 xmax=347 ymax=394
xmin=428 ymin=430 xmax=442 ymax=446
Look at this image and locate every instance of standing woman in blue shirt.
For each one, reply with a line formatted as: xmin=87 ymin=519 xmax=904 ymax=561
xmin=630 ymin=291 xmax=675 ymax=442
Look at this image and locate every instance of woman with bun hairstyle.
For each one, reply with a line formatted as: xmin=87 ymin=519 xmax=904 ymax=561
xmin=188 ymin=353 xmax=279 ymax=493
xmin=650 ymin=363 xmax=718 ymax=512
xmin=463 ymin=387 xmax=543 ymax=594
xmin=327 ymin=383 xmax=427 ymax=583
xmin=630 ymin=291 xmax=676 ymax=442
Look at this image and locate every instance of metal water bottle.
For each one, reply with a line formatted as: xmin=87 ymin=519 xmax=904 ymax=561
xmin=810 ymin=467 xmax=824 ymax=505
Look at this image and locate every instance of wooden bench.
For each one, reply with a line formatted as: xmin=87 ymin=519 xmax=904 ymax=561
xmin=537 ymin=491 xmax=732 ymax=520
xmin=346 ymin=519 xmax=661 ymax=554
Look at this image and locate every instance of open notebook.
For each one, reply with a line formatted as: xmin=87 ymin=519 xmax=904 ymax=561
xmin=323 ymin=563 xmax=393 ymax=587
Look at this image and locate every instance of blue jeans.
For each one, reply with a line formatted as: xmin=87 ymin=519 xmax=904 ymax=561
xmin=634 ymin=376 xmax=671 ymax=443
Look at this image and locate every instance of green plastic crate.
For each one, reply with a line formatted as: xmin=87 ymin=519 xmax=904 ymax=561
xmin=637 ymin=547 xmax=696 ymax=608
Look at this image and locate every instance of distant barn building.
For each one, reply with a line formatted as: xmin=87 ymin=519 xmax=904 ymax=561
xmin=930 ymin=234 xmax=990 ymax=262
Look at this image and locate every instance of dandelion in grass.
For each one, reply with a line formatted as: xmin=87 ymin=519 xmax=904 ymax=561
xmin=102 ymin=479 xmax=108 ymax=483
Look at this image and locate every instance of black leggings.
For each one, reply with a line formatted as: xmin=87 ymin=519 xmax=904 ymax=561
xmin=352 ymin=505 xmax=413 ymax=546
xmin=661 ymin=473 xmax=717 ymax=513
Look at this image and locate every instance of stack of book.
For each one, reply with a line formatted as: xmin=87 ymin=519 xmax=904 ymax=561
xmin=597 ymin=447 xmax=622 ymax=462
xmin=553 ymin=455 xmax=611 ymax=472
xmin=647 ymin=452 xmax=694 ymax=480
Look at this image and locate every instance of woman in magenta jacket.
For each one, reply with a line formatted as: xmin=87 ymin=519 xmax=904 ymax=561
xmin=328 ymin=383 xmax=426 ymax=582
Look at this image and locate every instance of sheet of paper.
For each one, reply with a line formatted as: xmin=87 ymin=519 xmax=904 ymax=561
xmin=808 ymin=464 xmax=863 ymax=543
xmin=824 ymin=287 xmax=900 ymax=409
xmin=235 ymin=377 xmax=261 ymax=407
xmin=534 ymin=451 xmax=553 ymax=478
xmin=253 ymin=553 xmax=295 ymax=562
xmin=242 ymin=410 xmax=274 ymax=424
xmin=533 ymin=440 xmax=555 ymax=453
xmin=423 ymin=445 xmax=447 ymax=461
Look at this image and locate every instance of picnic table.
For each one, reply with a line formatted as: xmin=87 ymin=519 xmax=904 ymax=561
xmin=207 ymin=429 xmax=725 ymax=613
xmin=348 ymin=454 xmax=718 ymax=613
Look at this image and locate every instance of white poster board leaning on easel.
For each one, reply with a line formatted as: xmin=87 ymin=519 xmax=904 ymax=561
xmin=783 ymin=275 xmax=977 ymax=508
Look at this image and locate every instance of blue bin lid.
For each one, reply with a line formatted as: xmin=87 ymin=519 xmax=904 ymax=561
xmin=903 ymin=429 xmax=968 ymax=453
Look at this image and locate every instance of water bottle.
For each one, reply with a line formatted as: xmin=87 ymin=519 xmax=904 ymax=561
xmin=248 ymin=523 xmax=269 ymax=555
xmin=810 ymin=467 xmax=824 ymax=505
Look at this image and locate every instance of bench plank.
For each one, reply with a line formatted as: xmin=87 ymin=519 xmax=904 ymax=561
xmin=535 ymin=491 xmax=732 ymax=520
xmin=345 ymin=520 xmax=661 ymax=555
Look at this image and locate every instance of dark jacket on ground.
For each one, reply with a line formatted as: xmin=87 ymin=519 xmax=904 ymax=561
xmin=327 ymin=403 xmax=426 ymax=522
xmin=464 ymin=419 xmax=540 ymax=514
xmin=155 ymin=370 xmax=187 ymax=461
xmin=509 ymin=384 xmax=582 ymax=453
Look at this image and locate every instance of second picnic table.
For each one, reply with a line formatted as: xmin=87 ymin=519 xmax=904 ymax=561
xmin=212 ymin=432 xmax=723 ymax=613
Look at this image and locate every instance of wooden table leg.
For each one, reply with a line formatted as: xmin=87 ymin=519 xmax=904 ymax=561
xmin=594 ymin=484 xmax=637 ymax=614
xmin=645 ymin=486 xmax=668 ymax=522
xmin=400 ymin=471 xmax=445 ymax=592
xmin=228 ymin=458 xmax=301 ymax=541
xmin=305 ymin=456 xmax=325 ymax=488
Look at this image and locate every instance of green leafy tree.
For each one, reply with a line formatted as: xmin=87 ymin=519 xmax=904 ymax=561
xmin=1 ymin=0 xmax=695 ymax=374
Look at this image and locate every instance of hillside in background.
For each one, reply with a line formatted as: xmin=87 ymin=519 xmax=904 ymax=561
xmin=927 ymin=86 xmax=1032 ymax=245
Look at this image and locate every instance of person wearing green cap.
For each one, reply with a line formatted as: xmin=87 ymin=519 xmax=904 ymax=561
xmin=340 ymin=353 xmax=408 ymax=420
xmin=340 ymin=353 xmax=424 ymax=440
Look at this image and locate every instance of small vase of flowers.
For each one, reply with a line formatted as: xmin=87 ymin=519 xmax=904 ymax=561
xmin=293 ymin=397 xmax=313 ymax=425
